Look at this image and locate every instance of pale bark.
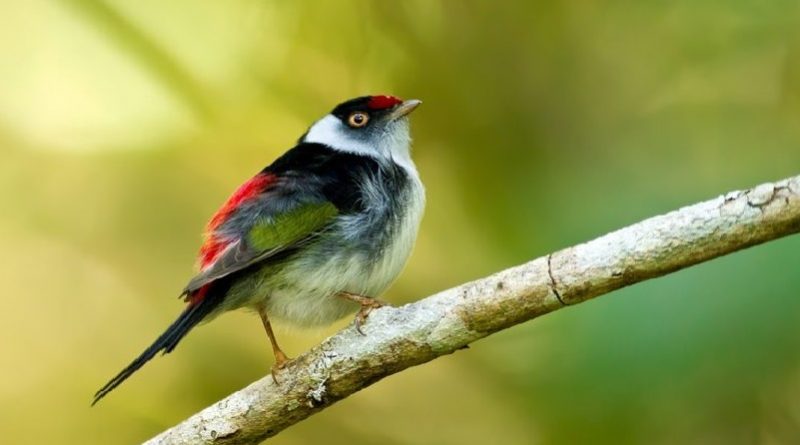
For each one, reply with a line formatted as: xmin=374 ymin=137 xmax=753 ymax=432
xmin=146 ymin=174 xmax=800 ymax=445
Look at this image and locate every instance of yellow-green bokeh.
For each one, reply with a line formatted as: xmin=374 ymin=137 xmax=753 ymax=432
xmin=2 ymin=1 xmax=800 ymax=444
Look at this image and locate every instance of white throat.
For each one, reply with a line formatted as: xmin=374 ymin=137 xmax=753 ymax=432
xmin=303 ymin=115 xmax=418 ymax=175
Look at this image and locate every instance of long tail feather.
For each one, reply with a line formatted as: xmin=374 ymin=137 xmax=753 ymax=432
xmin=92 ymin=289 xmax=223 ymax=405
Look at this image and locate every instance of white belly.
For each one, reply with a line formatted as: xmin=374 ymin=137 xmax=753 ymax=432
xmin=265 ymin=176 xmax=425 ymax=327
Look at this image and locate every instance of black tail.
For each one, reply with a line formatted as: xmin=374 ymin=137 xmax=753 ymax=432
xmin=92 ymin=292 xmax=224 ymax=405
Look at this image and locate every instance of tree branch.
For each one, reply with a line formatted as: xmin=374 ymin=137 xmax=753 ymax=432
xmin=146 ymin=174 xmax=800 ymax=445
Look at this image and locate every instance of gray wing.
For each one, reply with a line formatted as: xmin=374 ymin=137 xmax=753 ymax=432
xmin=181 ymin=183 xmax=340 ymax=296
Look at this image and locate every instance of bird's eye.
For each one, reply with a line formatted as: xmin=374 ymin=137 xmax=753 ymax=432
xmin=347 ymin=111 xmax=369 ymax=128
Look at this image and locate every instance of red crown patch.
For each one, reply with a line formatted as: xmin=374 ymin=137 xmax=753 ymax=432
xmin=367 ymin=95 xmax=402 ymax=110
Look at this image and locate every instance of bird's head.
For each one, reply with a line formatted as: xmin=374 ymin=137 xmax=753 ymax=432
xmin=301 ymin=95 xmax=422 ymax=166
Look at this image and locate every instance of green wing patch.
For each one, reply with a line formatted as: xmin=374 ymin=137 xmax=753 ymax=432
xmin=248 ymin=202 xmax=339 ymax=250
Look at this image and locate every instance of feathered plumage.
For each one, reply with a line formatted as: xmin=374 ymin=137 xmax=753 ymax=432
xmin=93 ymin=95 xmax=424 ymax=405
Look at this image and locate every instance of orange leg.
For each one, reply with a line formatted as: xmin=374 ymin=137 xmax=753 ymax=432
xmin=337 ymin=292 xmax=387 ymax=335
xmin=259 ymin=308 xmax=290 ymax=382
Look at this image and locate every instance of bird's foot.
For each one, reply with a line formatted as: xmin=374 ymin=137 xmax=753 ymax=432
xmin=270 ymin=350 xmax=291 ymax=384
xmin=354 ymin=303 xmax=382 ymax=335
xmin=337 ymin=292 xmax=388 ymax=335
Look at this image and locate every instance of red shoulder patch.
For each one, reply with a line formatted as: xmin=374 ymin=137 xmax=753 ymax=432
xmin=198 ymin=172 xmax=276 ymax=271
xmin=206 ymin=173 xmax=276 ymax=233
xmin=367 ymin=95 xmax=402 ymax=110
xmin=198 ymin=235 xmax=227 ymax=269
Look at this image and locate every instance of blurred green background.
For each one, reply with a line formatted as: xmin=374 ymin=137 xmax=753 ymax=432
xmin=2 ymin=1 xmax=800 ymax=444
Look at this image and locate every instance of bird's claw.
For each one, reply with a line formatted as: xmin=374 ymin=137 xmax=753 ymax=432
xmin=354 ymin=298 xmax=387 ymax=336
xmin=270 ymin=350 xmax=291 ymax=384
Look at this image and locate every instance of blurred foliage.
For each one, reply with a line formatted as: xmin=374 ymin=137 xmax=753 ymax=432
xmin=1 ymin=1 xmax=800 ymax=444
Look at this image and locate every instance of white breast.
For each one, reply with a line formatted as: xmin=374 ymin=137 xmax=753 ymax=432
xmin=363 ymin=173 xmax=425 ymax=295
xmin=265 ymin=164 xmax=425 ymax=327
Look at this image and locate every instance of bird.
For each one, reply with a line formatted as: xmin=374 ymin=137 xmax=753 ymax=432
xmin=92 ymin=95 xmax=425 ymax=405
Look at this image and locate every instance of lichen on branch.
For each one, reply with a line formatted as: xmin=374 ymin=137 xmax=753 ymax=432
xmin=146 ymin=174 xmax=800 ymax=445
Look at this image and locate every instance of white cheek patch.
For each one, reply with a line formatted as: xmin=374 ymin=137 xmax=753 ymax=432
xmin=303 ymin=115 xmax=376 ymax=157
xmin=303 ymin=114 xmax=419 ymax=176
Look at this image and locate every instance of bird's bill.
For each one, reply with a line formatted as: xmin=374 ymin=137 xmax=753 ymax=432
xmin=389 ymin=99 xmax=422 ymax=120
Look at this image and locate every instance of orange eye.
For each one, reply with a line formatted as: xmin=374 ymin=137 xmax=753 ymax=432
xmin=347 ymin=111 xmax=369 ymax=128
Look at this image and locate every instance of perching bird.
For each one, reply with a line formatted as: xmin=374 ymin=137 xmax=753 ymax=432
xmin=93 ymin=95 xmax=424 ymax=405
